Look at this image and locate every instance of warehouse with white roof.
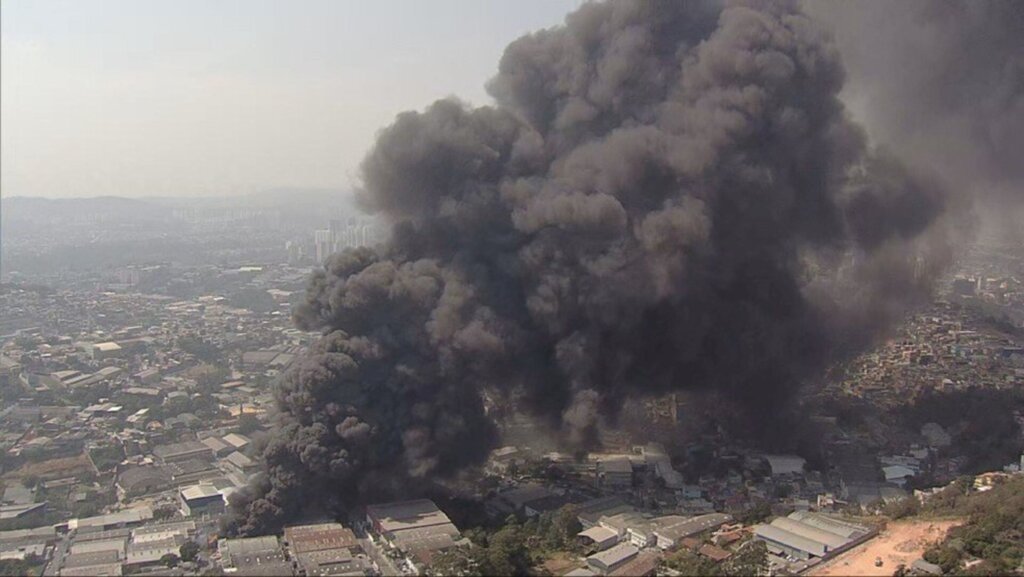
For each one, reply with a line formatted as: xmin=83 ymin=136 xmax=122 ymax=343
xmin=753 ymin=511 xmax=872 ymax=561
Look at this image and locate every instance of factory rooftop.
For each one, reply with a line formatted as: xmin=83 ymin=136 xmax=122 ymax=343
xmin=366 ymin=499 xmax=455 ymax=535
xmin=753 ymin=511 xmax=872 ymax=560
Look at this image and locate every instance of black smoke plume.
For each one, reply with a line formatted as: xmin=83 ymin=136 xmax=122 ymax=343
xmin=230 ymin=0 xmax=951 ymax=534
xmin=807 ymin=1 xmax=1023 ymax=204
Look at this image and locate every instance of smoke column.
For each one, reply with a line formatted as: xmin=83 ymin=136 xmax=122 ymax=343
xmin=807 ymin=1 xmax=1023 ymax=221
xmin=230 ymin=0 xmax=952 ymax=534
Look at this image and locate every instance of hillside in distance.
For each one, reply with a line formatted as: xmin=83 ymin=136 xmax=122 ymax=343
xmin=0 ymin=189 xmax=361 ymax=276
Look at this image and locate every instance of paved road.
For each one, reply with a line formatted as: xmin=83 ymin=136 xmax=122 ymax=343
xmin=359 ymin=537 xmax=403 ymax=576
xmin=41 ymin=535 xmax=71 ymax=577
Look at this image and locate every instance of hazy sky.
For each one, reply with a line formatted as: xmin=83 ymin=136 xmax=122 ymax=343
xmin=1 ymin=0 xmax=580 ymax=198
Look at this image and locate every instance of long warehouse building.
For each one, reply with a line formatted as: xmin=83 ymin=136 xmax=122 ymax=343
xmin=753 ymin=512 xmax=872 ymax=561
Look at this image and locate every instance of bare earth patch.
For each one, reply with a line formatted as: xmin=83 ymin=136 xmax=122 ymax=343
xmin=808 ymin=519 xmax=962 ymax=576
xmin=2 ymin=454 xmax=93 ymax=481
xmin=540 ymin=551 xmax=583 ymax=576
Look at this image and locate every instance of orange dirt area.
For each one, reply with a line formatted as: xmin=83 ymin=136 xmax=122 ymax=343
xmin=808 ymin=519 xmax=962 ymax=576
xmin=2 ymin=453 xmax=93 ymax=481
xmin=540 ymin=552 xmax=584 ymax=576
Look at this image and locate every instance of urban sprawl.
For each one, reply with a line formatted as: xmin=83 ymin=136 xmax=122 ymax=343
xmin=1 ymin=215 xmax=1022 ymax=577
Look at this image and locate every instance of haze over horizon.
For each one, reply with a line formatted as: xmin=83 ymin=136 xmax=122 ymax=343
xmin=1 ymin=0 xmax=580 ymax=199
xmin=0 ymin=2 xmax=1023 ymax=575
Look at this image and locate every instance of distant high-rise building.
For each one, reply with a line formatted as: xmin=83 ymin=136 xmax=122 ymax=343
xmin=285 ymin=241 xmax=305 ymax=265
xmin=116 ymin=268 xmax=141 ymax=286
xmin=314 ymin=229 xmax=333 ymax=263
xmin=313 ymin=218 xmax=378 ymax=263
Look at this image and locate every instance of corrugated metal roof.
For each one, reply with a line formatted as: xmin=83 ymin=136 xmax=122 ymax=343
xmin=578 ymin=526 xmax=618 ymax=544
xmin=587 ymin=542 xmax=638 ymax=568
xmin=770 ymin=518 xmax=846 ymax=549
xmin=787 ymin=511 xmax=868 ymax=539
xmin=754 ymin=525 xmax=826 ymax=557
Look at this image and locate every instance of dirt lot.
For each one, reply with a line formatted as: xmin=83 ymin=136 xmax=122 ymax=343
xmin=539 ymin=551 xmax=583 ymax=576
xmin=809 ymin=519 xmax=962 ymax=576
xmin=1 ymin=453 xmax=93 ymax=482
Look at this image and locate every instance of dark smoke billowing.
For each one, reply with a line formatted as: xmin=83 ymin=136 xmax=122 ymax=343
xmin=807 ymin=1 xmax=1024 ymax=205
xmin=230 ymin=0 xmax=954 ymax=534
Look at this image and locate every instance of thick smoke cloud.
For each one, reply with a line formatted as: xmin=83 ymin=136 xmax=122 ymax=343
xmin=807 ymin=1 xmax=1024 ymax=203
xmin=231 ymin=0 xmax=951 ymax=534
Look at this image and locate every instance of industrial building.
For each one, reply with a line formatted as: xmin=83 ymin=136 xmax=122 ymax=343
xmin=365 ymin=499 xmax=462 ymax=566
xmin=597 ymin=457 xmax=634 ymax=489
xmin=764 ymin=454 xmax=807 ymax=477
xmin=91 ymin=342 xmax=123 ymax=361
xmin=650 ymin=513 xmax=733 ymax=550
xmin=224 ymin=451 xmax=259 ymax=475
xmin=283 ymin=522 xmax=370 ymax=576
xmin=130 ymin=520 xmax=195 ymax=544
xmin=586 ymin=542 xmax=639 ymax=575
xmin=753 ymin=512 xmax=872 ymax=561
xmin=178 ymin=484 xmax=226 ymax=517
xmin=124 ymin=536 xmax=185 ymax=568
xmin=578 ymin=525 xmax=619 ymax=551
xmin=365 ymin=499 xmax=459 ymax=543
xmin=577 ymin=496 xmax=636 ymax=529
xmin=575 ymin=507 xmax=733 ymax=554
xmin=151 ymin=440 xmax=214 ymax=464
xmin=67 ymin=507 xmax=154 ymax=532
xmin=219 ymin=535 xmax=294 ymax=575
xmin=283 ymin=522 xmax=360 ymax=554
xmin=61 ymin=549 xmax=123 ymax=576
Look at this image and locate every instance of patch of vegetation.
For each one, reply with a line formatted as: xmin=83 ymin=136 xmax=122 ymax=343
xmin=882 ymin=495 xmax=921 ymax=520
xmin=161 ymin=552 xmax=181 ymax=568
xmin=180 ymin=540 xmax=201 ymax=562
xmin=735 ymin=501 xmax=772 ymax=525
xmin=178 ymin=337 xmax=221 ymax=362
xmin=228 ymin=288 xmax=278 ymax=314
xmin=657 ymin=539 xmax=768 ymax=576
xmin=153 ymin=505 xmax=179 ymax=521
xmin=899 ymin=387 xmax=1024 ymax=475
xmin=428 ymin=506 xmax=583 ymax=576
xmin=920 ymin=476 xmax=1024 ymax=575
xmin=88 ymin=444 xmax=126 ymax=473
xmin=191 ymin=364 xmax=231 ymax=392
xmin=0 ymin=557 xmax=41 ymax=577
xmin=236 ymin=414 xmax=262 ymax=435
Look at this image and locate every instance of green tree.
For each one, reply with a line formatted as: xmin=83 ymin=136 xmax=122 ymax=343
xmin=191 ymin=393 xmax=226 ymax=420
xmin=74 ymin=501 xmax=100 ymax=519
xmin=178 ymin=337 xmax=220 ymax=362
xmin=0 ymin=559 xmax=30 ymax=576
xmin=660 ymin=548 xmax=721 ymax=576
xmin=228 ymin=288 xmax=277 ymax=314
xmin=194 ymin=365 xmax=230 ymax=391
xmin=236 ymin=413 xmax=261 ymax=435
xmin=480 ymin=522 xmax=531 ymax=576
xmin=153 ymin=505 xmax=178 ymax=521
xmin=924 ymin=545 xmax=962 ymax=574
xmin=723 ymin=540 xmax=768 ymax=576
xmin=883 ymin=496 xmax=920 ymax=520
xmin=428 ymin=547 xmax=482 ymax=576
xmin=463 ymin=527 xmax=489 ymax=547
xmin=546 ymin=505 xmax=582 ymax=551
xmin=161 ymin=553 xmax=181 ymax=568
xmin=737 ymin=501 xmax=772 ymax=524
xmin=180 ymin=540 xmax=201 ymax=563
